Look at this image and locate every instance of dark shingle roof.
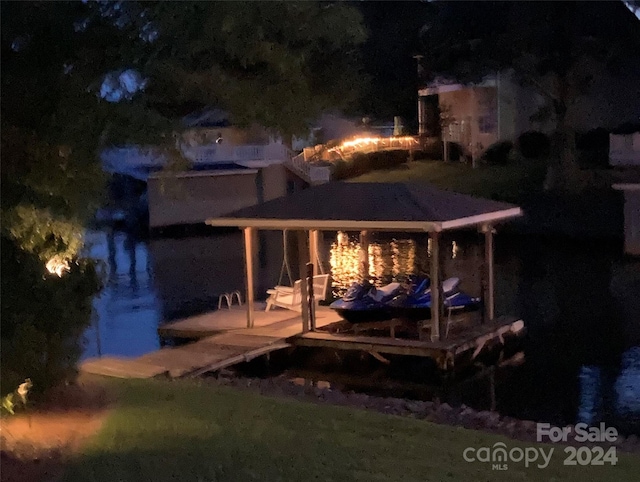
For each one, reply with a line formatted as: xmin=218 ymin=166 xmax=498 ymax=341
xmin=207 ymin=182 xmax=522 ymax=231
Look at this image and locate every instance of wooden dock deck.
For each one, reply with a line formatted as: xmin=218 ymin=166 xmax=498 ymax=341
xmin=81 ymin=304 xmax=343 ymax=379
xmin=292 ymin=316 xmax=525 ymax=370
xmin=81 ymin=303 xmax=524 ymax=378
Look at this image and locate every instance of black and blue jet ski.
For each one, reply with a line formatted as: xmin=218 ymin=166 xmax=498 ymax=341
xmin=330 ymin=276 xmax=480 ymax=323
xmin=329 ymin=280 xmax=405 ymax=323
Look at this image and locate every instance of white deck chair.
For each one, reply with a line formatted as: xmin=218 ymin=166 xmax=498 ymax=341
xmin=265 ymin=274 xmax=330 ymax=312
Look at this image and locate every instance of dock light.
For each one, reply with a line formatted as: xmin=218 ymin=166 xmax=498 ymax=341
xmin=46 ymin=256 xmax=70 ymax=277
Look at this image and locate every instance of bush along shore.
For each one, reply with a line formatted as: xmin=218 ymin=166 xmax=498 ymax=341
xmin=208 ymin=371 xmax=640 ymax=455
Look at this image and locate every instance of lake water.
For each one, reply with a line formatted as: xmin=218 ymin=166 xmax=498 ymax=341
xmin=82 ymin=228 xmax=640 ymax=434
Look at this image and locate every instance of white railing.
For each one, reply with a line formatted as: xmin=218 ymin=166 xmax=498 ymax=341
xmin=289 ymin=152 xmax=311 ymax=178
xmin=182 ymin=142 xmax=291 ymax=163
xmin=287 ymin=151 xmax=331 ymax=184
xmin=102 ymin=143 xmax=293 ymax=174
xmin=102 ymin=142 xmax=331 ymax=184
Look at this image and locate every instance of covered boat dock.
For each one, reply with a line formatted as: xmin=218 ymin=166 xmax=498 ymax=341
xmin=204 ymin=182 xmax=525 ymax=369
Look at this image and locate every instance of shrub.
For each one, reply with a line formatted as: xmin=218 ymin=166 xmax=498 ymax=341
xmin=417 ymin=137 xmax=443 ymax=160
xmin=1 ymin=236 xmax=102 ymax=396
xmin=331 ymin=159 xmax=350 ymax=180
xmin=576 ymin=128 xmax=610 ymax=168
xmin=576 ymin=127 xmax=609 ymax=151
xmin=333 ymin=151 xmax=409 ymax=179
xmin=517 ymin=131 xmax=551 ymax=159
xmin=480 ymin=141 xmax=514 ymax=165
xmin=445 ymin=142 xmax=467 ymax=162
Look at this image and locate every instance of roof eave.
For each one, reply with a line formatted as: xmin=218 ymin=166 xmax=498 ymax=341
xmin=438 ymin=207 xmax=523 ymax=230
xmin=205 ymin=207 xmax=523 ymax=232
xmin=205 ymin=218 xmax=437 ymax=232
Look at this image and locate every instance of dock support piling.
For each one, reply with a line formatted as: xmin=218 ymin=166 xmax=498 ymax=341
xmin=482 ymin=224 xmax=495 ymax=322
xmin=306 ymin=262 xmax=316 ymax=331
xmin=297 ymin=230 xmax=310 ymax=333
xmin=243 ymin=227 xmax=256 ymax=328
xmin=429 ymin=231 xmax=443 ymax=341
xmin=309 ymin=229 xmax=319 ymax=277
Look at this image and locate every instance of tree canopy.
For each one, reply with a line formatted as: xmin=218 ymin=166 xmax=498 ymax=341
xmin=353 ymin=1 xmax=433 ymax=127
xmin=75 ymin=1 xmax=367 ymax=140
xmin=1 ymin=0 xmax=367 ymax=394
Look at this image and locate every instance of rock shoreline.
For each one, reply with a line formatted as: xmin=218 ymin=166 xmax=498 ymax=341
xmin=208 ymin=371 xmax=640 ymax=455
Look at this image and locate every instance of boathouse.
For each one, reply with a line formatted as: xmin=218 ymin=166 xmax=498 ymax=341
xmin=204 ymin=182 xmax=525 ymax=369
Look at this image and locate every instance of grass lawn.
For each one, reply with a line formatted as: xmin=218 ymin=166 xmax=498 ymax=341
xmin=60 ymin=378 xmax=639 ymax=482
xmin=352 ymin=159 xmax=548 ymax=203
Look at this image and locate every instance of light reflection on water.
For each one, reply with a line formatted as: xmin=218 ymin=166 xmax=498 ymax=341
xmin=329 ymin=232 xmax=463 ymax=295
xmin=616 ymin=347 xmax=640 ymax=414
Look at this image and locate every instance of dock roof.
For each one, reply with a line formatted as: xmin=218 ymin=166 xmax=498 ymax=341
xmin=206 ymin=182 xmax=522 ymax=231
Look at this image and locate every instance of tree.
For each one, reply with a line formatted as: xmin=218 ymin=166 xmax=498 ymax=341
xmin=353 ymin=1 xmax=433 ymax=127
xmin=104 ymin=1 xmax=367 ymax=139
xmin=1 ymin=1 xmax=110 ymax=393
xmin=1 ymin=1 xmax=367 ymax=394
xmin=418 ymin=1 xmax=640 ymax=191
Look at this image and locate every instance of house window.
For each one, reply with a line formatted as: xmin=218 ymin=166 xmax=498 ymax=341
xmin=478 ymin=112 xmax=497 ymax=134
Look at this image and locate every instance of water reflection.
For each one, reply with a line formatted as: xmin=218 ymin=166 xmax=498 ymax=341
xmin=83 ymin=227 xmax=640 ymax=433
xmin=329 ymin=231 xmax=483 ymax=300
xmin=616 ymin=347 xmax=640 ymax=415
xmin=83 ymin=230 xmax=161 ymax=359
xmin=578 ymin=366 xmax=603 ymax=425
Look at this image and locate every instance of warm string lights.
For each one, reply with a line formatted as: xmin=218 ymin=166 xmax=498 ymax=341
xmin=327 ymin=136 xmax=419 ymax=155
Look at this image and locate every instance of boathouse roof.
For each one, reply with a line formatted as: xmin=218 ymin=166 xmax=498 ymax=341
xmin=206 ymin=182 xmax=522 ymax=231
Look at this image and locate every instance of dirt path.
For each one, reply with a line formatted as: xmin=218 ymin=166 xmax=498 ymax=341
xmin=0 ymin=376 xmax=113 ymax=482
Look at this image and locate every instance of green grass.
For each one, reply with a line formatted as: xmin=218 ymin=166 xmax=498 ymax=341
xmin=352 ymin=159 xmax=548 ymax=203
xmin=62 ymin=378 xmax=639 ymax=481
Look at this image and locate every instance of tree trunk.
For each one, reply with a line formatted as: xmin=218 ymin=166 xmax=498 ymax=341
xmin=544 ymin=89 xmax=581 ymax=192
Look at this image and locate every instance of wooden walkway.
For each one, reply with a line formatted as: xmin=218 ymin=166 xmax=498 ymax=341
xmin=81 ymin=304 xmax=342 ymax=379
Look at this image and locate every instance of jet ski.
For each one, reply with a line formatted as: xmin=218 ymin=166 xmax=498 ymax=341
xmin=390 ymin=277 xmax=480 ymax=320
xmin=329 ymin=277 xmax=429 ymax=323
xmin=329 ymin=280 xmax=406 ymax=323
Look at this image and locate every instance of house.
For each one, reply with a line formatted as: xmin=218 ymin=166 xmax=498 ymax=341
xmin=610 ymin=127 xmax=640 ymax=167
xmin=613 ymin=179 xmax=640 ymax=256
xmin=418 ymin=66 xmax=640 ymax=161
xmin=611 ymin=124 xmax=640 ymax=256
xmin=100 ymin=109 xmax=333 ymax=230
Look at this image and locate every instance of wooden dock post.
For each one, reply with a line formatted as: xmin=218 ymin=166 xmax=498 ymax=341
xmin=429 ymin=231 xmax=443 ymax=341
xmin=308 ymin=230 xmax=319 ymax=330
xmin=243 ymin=227 xmax=256 ymax=328
xmin=309 ymin=229 xmax=319 ymax=276
xmin=482 ymin=224 xmax=495 ymax=322
xmin=489 ymin=365 xmax=496 ymax=411
xmin=306 ymin=262 xmax=316 ymax=331
xmin=297 ymin=230 xmax=310 ymax=333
